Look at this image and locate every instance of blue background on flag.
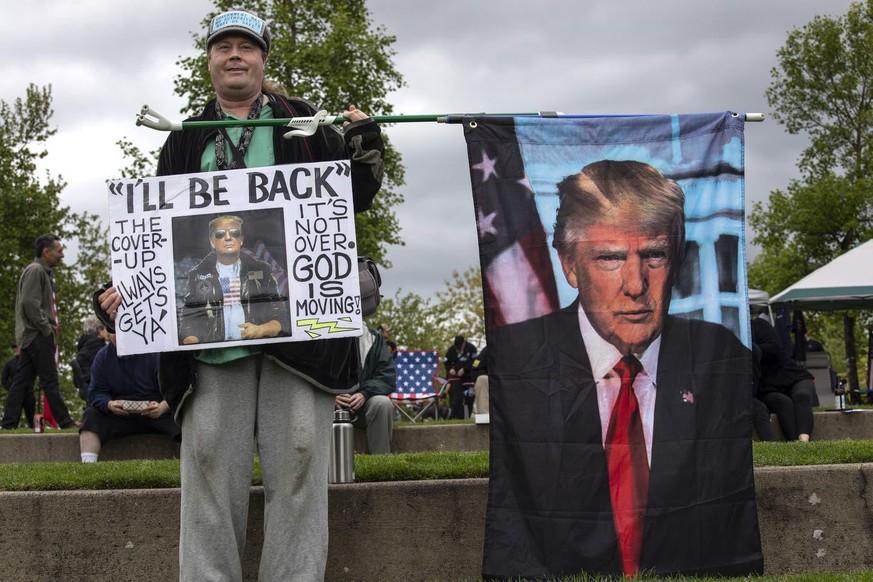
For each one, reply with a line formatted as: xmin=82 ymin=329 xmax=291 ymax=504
xmin=393 ymin=350 xmax=439 ymax=398
xmin=513 ymin=112 xmax=749 ymax=345
xmin=465 ymin=112 xmax=761 ymax=579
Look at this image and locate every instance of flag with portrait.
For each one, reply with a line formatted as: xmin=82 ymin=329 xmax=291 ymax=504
xmin=464 ymin=112 xmax=762 ymax=579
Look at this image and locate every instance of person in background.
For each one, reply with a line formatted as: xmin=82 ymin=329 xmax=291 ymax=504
xmin=335 ymin=326 xmax=395 ymax=454
xmin=1 ymin=234 xmax=76 ymax=430
xmin=1 ymin=344 xmax=33 ymax=428
xmin=2 ymin=345 xmax=20 ymax=393
xmin=72 ymin=315 xmax=108 ymax=401
xmin=378 ymin=323 xmax=397 ymax=358
xmin=753 ymin=316 xmax=816 ymax=442
xmin=79 ymin=332 xmax=180 ymax=462
xmin=444 ymin=334 xmax=477 ymax=419
xmin=471 ymin=345 xmax=489 ymax=416
xmin=750 ymin=329 xmax=776 ymax=441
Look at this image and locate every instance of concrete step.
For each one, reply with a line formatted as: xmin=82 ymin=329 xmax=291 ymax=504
xmin=0 ymin=432 xmax=180 ymax=463
xmin=0 ymin=424 xmax=490 ymax=463
xmin=0 ymin=464 xmax=871 ymax=581
xmin=768 ymin=409 xmax=873 ymax=441
xmin=0 ymin=409 xmax=869 ymax=464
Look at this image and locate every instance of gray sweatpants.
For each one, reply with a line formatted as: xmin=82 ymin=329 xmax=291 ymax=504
xmin=179 ymin=355 xmax=335 ymax=582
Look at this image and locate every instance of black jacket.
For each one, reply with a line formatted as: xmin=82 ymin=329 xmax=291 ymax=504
xmin=471 ymin=345 xmax=488 ymax=381
xmin=152 ymin=92 xmax=384 ymax=415
xmin=358 ymin=327 xmax=396 ymax=400
xmin=752 ymin=317 xmax=813 ymax=394
xmin=444 ymin=341 xmax=477 ymax=382
xmin=483 ymin=303 xmax=762 ymax=578
xmin=180 ymin=252 xmax=289 ymax=344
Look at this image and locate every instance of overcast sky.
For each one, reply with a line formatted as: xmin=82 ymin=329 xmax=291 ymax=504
xmin=1 ymin=0 xmax=854 ymax=300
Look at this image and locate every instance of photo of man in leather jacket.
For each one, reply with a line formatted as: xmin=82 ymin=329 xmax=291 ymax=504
xmin=179 ymin=214 xmax=290 ymax=345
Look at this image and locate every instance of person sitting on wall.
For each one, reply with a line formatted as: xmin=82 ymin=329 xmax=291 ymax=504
xmin=79 ymin=332 xmax=180 ymax=462
xmin=752 ymin=316 xmax=815 ymax=442
xmin=71 ymin=315 xmax=108 ymax=402
xmin=335 ymin=326 xmax=395 ymax=454
xmin=444 ymin=335 xmax=477 ymax=419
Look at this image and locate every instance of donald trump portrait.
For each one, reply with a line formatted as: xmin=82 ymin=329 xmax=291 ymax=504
xmin=482 ymin=160 xmax=762 ymax=579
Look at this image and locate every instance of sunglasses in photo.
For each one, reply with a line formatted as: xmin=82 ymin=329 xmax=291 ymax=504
xmin=213 ymin=229 xmax=242 ymax=240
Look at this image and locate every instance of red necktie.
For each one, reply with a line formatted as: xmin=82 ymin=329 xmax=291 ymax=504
xmin=605 ymin=355 xmax=648 ymax=577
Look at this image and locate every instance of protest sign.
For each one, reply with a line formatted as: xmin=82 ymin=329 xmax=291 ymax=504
xmin=107 ymin=160 xmax=362 ymax=356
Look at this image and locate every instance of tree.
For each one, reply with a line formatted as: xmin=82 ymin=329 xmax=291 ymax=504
xmin=0 ymin=85 xmax=68 ymax=320
xmin=0 ymin=84 xmax=110 ymax=410
xmin=754 ymin=0 xmax=873 ymax=392
xmin=115 ymin=138 xmax=161 ymax=180
xmin=766 ymin=1 xmax=873 ymax=182
xmin=365 ymin=291 xmax=443 ymax=352
xmin=431 ymin=267 xmax=486 ymax=348
xmin=170 ymin=0 xmax=406 ymax=266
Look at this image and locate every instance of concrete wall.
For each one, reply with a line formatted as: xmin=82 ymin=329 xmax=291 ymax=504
xmin=0 ymin=433 xmax=180 ymax=464
xmin=3 ymin=409 xmax=868 ymax=464
xmin=2 ymin=465 xmax=873 ymax=581
xmin=0 ymin=424 xmax=490 ymax=464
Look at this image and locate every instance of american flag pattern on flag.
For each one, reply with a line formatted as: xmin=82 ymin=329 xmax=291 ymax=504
xmin=463 ymin=118 xmax=559 ymax=330
xmin=391 ymin=350 xmax=440 ymax=400
xmin=219 ymin=276 xmax=241 ymax=306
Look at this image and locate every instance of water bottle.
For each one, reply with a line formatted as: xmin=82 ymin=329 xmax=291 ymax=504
xmin=834 ymin=388 xmax=846 ymax=411
xmin=835 ymin=377 xmax=848 ymax=410
xmin=329 ymin=408 xmax=355 ymax=484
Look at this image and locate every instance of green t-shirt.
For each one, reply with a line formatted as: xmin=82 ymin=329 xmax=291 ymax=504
xmin=195 ymin=102 xmax=276 ymax=366
xmin=199 ymin=104 xmax=276 ymax=172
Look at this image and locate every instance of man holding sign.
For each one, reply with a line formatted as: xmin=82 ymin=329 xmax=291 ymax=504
xmin=100 ymin=9 xmax=384 ymax=581
xmin=179 ymin=214 xmax=288 ymax=345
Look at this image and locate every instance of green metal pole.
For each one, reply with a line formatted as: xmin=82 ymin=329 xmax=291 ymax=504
xmin=176 ymin=112 xmax=543 ymax=130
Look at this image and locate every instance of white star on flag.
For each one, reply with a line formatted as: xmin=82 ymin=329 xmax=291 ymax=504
xmin=472 ymin=151 xmax=499 ymax=182
xmin=391 ymin=350 xmax=440 ymax=400
xmin=478 ymin=209 xmax=498 ymax=237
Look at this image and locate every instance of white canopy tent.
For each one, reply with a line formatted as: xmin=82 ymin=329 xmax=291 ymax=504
xmin=770 ymin=239 xmax=873 ymax=311
xmin=748 ymin=288 xmax=773 ymax=322
xmin=748 ymin=288 xmax=770 ymax=307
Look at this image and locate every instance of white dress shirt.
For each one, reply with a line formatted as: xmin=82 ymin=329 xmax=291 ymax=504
xmin=576 ymin=302 xmax=660 ymax=467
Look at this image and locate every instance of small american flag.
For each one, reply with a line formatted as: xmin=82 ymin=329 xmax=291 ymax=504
xmin=220 ymin=276 xmax=241 ymax=306
xmin=392 ymin=350 xmax=440 ymax=400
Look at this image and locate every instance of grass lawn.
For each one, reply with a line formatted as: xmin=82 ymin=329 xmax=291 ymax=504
xmin=1 ymin=439 xmax=873 ymax=491
xmin=2 ymin=434 xmax=873 ymax=581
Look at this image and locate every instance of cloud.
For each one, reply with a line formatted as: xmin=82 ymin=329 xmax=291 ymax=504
xmin=2 ymin=0 xmax=855 ymax=301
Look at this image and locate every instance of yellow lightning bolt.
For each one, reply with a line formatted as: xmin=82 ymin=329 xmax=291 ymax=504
xmin=297 ymin=318 xmax=357 ymax=338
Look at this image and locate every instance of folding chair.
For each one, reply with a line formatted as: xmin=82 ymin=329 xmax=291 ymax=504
xmin=390 ymin=350 xmax=447 ymax=422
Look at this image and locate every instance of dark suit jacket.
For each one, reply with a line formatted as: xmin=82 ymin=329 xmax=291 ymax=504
xmin=482 ymin=303 xmax=763 ymax=579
